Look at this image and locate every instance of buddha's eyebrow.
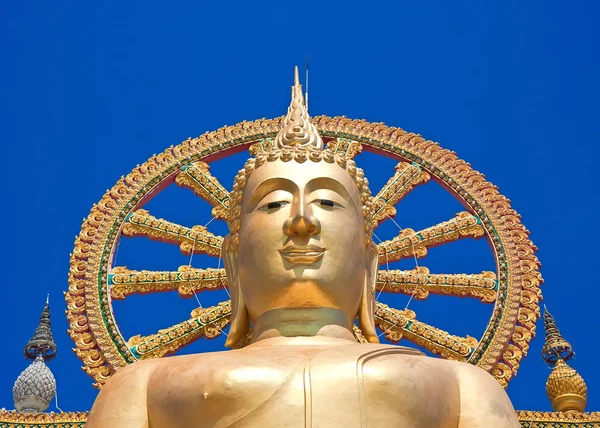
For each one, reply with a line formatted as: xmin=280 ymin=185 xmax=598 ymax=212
xmin=306 ymin=177 xmax=357 ymax=209
xmin=246 ymin=178 xmax=297 ymax=213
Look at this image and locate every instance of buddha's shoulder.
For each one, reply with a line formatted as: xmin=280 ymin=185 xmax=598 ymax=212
xmin=103 ymin=343 xmax=494 ymax=396
xmin=104 ymin=350 xmax=230 ymax=384
xmin=337 ymin=343 xmax=496 ymax=382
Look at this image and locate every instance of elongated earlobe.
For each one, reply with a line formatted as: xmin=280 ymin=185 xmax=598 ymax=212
xmin=222 ymin=236 xmax=250 ymax=348
xmin=358 ymin=242 xmax=379 ymax=343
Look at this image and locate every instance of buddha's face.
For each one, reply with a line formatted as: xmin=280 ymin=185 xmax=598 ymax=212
xmin=228 ymin=158 xmax=376 ymax=324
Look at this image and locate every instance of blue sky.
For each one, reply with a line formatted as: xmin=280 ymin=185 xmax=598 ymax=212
xmin=1 ymin=0 xmax=599 ymax=414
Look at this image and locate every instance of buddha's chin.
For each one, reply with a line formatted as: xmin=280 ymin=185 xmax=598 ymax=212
xmin=263 ymin=279 xmax=357 ymax=312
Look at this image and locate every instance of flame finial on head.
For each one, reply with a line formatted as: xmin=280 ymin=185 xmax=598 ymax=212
xmin=274 ymin=66 xmax=324 ymax=150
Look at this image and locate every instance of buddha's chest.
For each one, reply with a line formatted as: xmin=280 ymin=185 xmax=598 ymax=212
xmin=148 ymin=348 xmax=459 ymax=428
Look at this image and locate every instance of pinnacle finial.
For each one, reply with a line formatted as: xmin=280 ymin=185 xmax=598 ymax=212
xmin=274 ymin=66 xmax=324 ymax=150
xmin=546 ymin=357 xmax=587 ymax=412
xmin=24 ymin=300 xmax=57 ymax=361
xmin=542 ymin=306 xmax=574 ymax=366
xmin=13 ymin=355 xmax=56 ymax=413
xmin=294 ymin=65 xmax=300 ymax=87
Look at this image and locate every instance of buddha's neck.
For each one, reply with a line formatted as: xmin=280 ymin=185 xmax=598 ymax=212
xmin=250 ymin=308 xmax=357 ymax=345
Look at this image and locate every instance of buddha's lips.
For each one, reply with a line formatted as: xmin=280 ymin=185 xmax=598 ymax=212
xmin=278 ymin=245 xmax=327 ymax=264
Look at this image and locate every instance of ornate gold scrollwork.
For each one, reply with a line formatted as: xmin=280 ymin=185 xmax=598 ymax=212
xmin=374 ymin=303 xmax=477 ymax=361
xmin=109 ymin=266 xmax=227 ymax=299
xmin=325 ymin=138 xmax=363 ymax=159
xmin=175 ymin=161 xmax=230 ymax=220
xmin=66 ymin=116 xmax=541 ymax=389
xmin=371 ymin=162 xmax=430 ymax=223
xmin=128 ymin=301 xmax=231 ymax=360
xmin=376 ymin=267 xmax=497 ymax=302
xmin=377 ymin=212 xmax=485 ymax=264
xmin=0 ymin=410 xmax=88 ymax=427
xmin=122 ymin=209 xmax=223 ymax=257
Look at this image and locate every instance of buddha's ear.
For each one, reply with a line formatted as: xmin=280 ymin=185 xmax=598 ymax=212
xmin=222 ymin=235 xmax=250 ymax=348
xmin=358 ymin=241 xmax=380 ymax=343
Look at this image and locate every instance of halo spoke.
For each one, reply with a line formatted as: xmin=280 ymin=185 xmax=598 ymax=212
xmin=175 ymin=161 xmax=230 ymax=220
xmin=372 ymin=162 xmax=431 ymax=223
xmin=109 ymin=266 xmax=227 ymax=299
xmin=374 ymin=302 xmax=477 ymax=361
xmin=325 ymin=138 xmax=363 ymax=159
xmin=376 ymin=267 xmax=497 ymax=302
xmin=127 ymin=301 xmax=231 ymax=360
xmin=122 ymin=209 xmax=223 ymax=256
xmin=377 ymin=212 xmax=484 ymax=264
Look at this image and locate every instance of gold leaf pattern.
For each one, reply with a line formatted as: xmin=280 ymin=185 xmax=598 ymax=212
xmin=66 ymin=116 xmax=541 ymax=389
xmin=175 ymin=161 xmax=230 ymax=220
xmin=122 ymin=209 xmax=223 ymax=257
xmin=371 ymin=162 xmax=430 ymax=223
xmin=377 ymin=267 xmax=497 ymax=302
xmin=109 ymin=266 xmax=227 ymax=299
xmin=377 ymin=212 xmax=484 ymax=264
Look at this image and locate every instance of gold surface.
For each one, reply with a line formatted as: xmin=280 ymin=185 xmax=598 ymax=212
xmin=371 ymin=161 xmax=430 ymax=223
xmin=376 ymin=267 xmax=497 ymax=302
xmin=326 ymin=138 xmax=363 ymax=159
xmin=377 ymin=211 xmax=485 ymax=264
xmin=66 ymin=115 xmax=541 ymax=388
xmin=546 ymin=359 xmax=588 ymax=412
xmin=3 ymin=410 xmax=599 ymax=427
xmin=109 ymin=264 xmax=496 ymax=302
xmin=175 ymin=161 xmax=230 ymax=220
xmin=109 ymin=266 xmax=226 ymax=299
xmin=374 ymin=302 xmax=478 ymax=360
xmin=84 ymin=73 xmax=525 ymax=427
xmin=87 ymin=335 xmax=520 ymax=427
xmin=122 ymin=208 xmax=223 ymax=256
xmin=0 ymin=410 xmax=87 ymax=427
xmin=516 ymin=410 xmax=600 ymax=426
xmin=66 ymin=115 xmax=542 ymax=389
xmin=67 ymin=82 xmax=542 ymax=394
xmin=128 ymin=302 xmax=231 ymax=360
xmin=223 ymin=146 xmax=378 ymax=345
xmin=273 ymin=66 xmax=323 ymax=150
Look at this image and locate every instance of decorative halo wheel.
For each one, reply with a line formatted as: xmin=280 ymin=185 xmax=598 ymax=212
xmin=66 ymin=116 xmax=542 ymax=388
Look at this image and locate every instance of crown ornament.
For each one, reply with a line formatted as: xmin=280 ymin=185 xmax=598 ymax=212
xmin=274 ymin=66 xmax=324 ymax=150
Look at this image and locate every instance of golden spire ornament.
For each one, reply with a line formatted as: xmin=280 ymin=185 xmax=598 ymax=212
xmin=546 ymin=358 xmax=588 ymax=412
xmin=274 ymin=66 xmax=324 ymax=150
xmin=542 ymin=306 xmax=574 ymax=365
xmin=542 ymin=305 xmax=587 ymax=412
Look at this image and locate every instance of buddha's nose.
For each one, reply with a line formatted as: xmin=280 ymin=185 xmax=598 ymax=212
xmin=284 ymin=210 xmax=320 ymax=237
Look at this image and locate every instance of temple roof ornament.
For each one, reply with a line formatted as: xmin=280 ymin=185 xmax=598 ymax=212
xmin=546 ymin=358 xmax=588 ymax=413
xmin=541 ymin=306 xmax=574 ymax=365
xmin=274 ymin=66 xmax=324 ymax=150
xmin=13 ymin=298 xmax=57 ymax=413
xmin=12 ymin=356 xmax=56 ymax=413
xmin=541 ymin=305 xmax=587 ymax=413
xmin=24 ymin=297 xmax=57 ymax=361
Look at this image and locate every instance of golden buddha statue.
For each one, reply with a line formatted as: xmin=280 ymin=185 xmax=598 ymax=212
xmin=87 ymin=68 xmax=519 ymax=428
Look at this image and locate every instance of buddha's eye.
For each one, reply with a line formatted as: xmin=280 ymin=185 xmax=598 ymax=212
xmin=260 ymin=201 xmax=290 ymax=211
xmin=315 ymin=199 xmax=342 ymax=209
